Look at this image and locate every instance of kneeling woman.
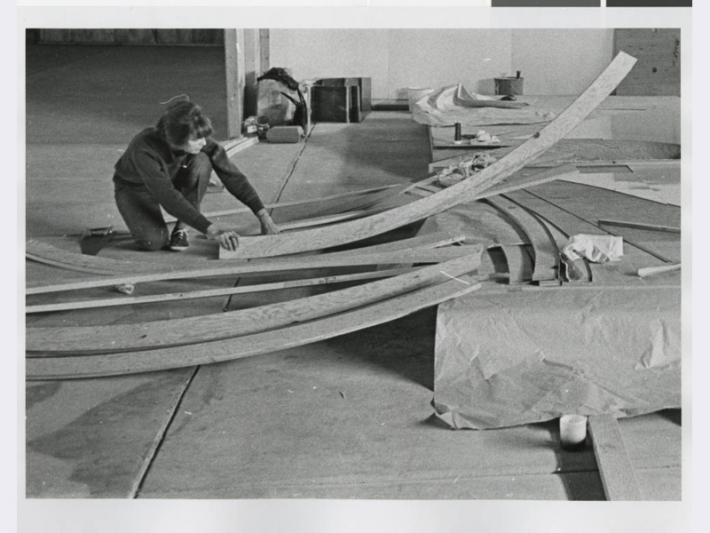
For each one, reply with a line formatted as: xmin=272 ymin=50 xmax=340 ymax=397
xmin=113 ymin=97 xmax=278 ymax=252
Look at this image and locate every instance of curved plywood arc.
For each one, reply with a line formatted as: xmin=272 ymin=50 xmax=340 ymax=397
xmin=220 ymin=53 xmax=637 ymax=260
xmin=485 ymin=195 xmax=560 ymax=282
xmin=26 ymin=239 xmax=163 ymax=276
xmin=26 ymin=234 xmax=471 ymax=295
xmin=26 ymin=277 xmax=482 ymax=380
xmin=27 ymin=249 xmax=482 ymax=355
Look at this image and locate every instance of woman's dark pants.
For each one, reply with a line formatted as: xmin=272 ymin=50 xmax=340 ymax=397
xmin=114 ymin=153 xmax=211 ymax=251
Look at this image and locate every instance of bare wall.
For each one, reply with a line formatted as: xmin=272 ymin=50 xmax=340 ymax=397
xmin=511 ymin=29 xmax=614 ymax=95
xmin=270 ymin=29 xmax=615 ymax=99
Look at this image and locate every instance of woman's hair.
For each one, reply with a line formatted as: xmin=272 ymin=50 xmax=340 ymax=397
xmin=156 ymin=97 xmax=214 ymax=146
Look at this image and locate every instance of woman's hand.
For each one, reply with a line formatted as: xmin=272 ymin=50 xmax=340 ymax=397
xmin=257 ymin=209 xmax=280 ymax=235
xmin=206 ymin=222 xmax=240 ymax=251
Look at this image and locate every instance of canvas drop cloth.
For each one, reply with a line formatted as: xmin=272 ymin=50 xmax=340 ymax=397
xmin=432 ymin=287 xmax=680 ymax=429
xmin=411 ymin=84 xmax=555 ymax=127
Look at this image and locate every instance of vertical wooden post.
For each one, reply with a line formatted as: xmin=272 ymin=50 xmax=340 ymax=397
xmin=259 ymin=29 xmax=270 ymax=74
xmin=224 ymin=29 xmax=246 ymax=139
xmin=243 ymin=29 xmax=260 ymax=119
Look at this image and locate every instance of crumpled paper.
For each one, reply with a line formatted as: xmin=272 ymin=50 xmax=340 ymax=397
xmin=562 ymin=234 xmax=624 ymax=263
xmin=411 ymin=84 xmax=556 ymax=127
xmin=432 ymin=287 xmax=680 ymax=429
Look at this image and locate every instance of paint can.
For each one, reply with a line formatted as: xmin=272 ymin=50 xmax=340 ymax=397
xmin=559 ymin=414 xmax=588 ymax=450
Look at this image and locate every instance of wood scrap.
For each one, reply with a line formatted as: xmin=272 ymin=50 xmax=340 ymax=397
xmin=26 ymin=276 xmax=482 ymax=380
xmin=637 ymin=263 xmax=681 ymax=278
xmin=217 ymin=53 xmax=637 ymax=260
xmin=27 ymin=249 xmax=482 ymax=354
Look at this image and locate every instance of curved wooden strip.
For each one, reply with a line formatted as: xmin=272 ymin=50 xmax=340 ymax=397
xmin=27 ymin=249 xmax=482 ymax=355
xmin=486 ymin=195 xmax=560 ymax=282
xmin=26 ymin=267 xmax=415 ymax=314
xmin=499 ymin=244 xmax=533 ymax=284
xmin=221 ymin=53 xmax=636 ymax=259
xmin=27 ymin=236 xmax=472 ymax=295
xmin=186 ymin=183 xmax=402 ymax=221
xmin=26 ymin=277 xmax=482 ymax=380
xmin=26 ymin=239 xmax=160 ymax=276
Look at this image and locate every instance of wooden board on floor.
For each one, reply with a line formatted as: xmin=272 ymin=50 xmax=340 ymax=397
xmin=588 ymin=414 xmax=643 ymax=501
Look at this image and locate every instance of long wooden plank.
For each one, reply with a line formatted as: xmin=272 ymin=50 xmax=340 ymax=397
xmin=588 ymin=414 xmax=643 ymax=501
xmin=26 ymin=277 xmax=481 ymax=380
xmin=27 ymin=250 xmax=482 ymax=354
xmin=26 ymin=267 xmax=416 ymax=314
xmin=219 ymin=53 xmax=637 ymax=259
xmin=27 ymin=231 xmax=467 ymax=295
xmin=27 ymin=244 xmax=478 ymax=295
xmin=220 ymin=225 xmax=467 ymax=261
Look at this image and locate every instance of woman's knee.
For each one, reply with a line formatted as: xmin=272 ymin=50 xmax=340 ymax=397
xmin=191 ymin=153 xmax=212 ymax=176
xmin=178 ymin=153 xmax=212 ymax=188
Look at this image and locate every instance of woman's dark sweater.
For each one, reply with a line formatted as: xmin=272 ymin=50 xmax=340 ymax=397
xmin=113 ymin=128 xmax=264 ymax=233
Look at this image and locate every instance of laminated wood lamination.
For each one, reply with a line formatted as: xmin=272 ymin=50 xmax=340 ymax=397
xmin=219 ymin=53 xmax=637 ymax=260
xmin=26 ymin=277 xmax=482 ymax=380
xmin=27 ymin=249 xmax=482 ymax=354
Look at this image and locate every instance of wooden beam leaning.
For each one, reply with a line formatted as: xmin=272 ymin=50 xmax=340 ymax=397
xmin=26 ymin=277 xmax=482 ymax=380
xmin=27 ymin=233 xmax=470 ymax=295
xmin=588 ymin=414 xmax=643 ymax=501
xmin=27 ymin=249 xmax=482 ymax=354
xmin=219 ymin=53 xmax=637 ymax=259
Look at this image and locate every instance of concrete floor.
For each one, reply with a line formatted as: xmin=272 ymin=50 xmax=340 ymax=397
xmin=24 ymin=44 xmax=680 ymax=501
